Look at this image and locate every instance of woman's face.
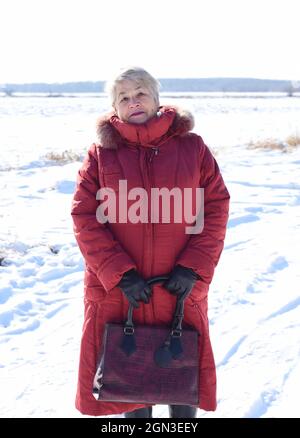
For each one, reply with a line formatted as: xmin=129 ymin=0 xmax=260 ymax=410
xmin=114 ymin=80 xmax=158 ymax=124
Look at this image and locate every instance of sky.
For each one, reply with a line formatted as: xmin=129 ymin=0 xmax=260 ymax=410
xmin=0 ymin=0 xmax=299 ymax=84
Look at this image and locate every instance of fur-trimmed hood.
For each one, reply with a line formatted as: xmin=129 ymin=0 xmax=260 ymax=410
xmin=96 ymin=106 xmax=194 ymax=149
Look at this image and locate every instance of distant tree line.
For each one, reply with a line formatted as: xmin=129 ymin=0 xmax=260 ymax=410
xmin=1 ymin=78 xmax=299 ymax=95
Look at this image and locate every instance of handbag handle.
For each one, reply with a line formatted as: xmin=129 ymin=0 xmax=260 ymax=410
xmin=124 ymin=275 xmax=184 ymax=334
xmin=121 ymin=275 xmax=187 ymax=365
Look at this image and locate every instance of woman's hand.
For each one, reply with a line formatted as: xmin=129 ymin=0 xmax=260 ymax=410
xmin=118 ymin=269 xmax=152 ymax=308
xmin=163 ymin=265 xmax=200 ymax=300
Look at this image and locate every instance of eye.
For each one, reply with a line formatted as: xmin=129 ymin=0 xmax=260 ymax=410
xmin=120 ymin=96 xmax=128 ymax=103
xmin=137 ymin=92 xmax=145 ymax=97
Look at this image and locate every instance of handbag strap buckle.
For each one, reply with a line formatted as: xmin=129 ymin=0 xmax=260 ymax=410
xmin=171 ymin=329 xmax=182 ymax=338
xmin=124 ymin=326 xmax=134 ymax=335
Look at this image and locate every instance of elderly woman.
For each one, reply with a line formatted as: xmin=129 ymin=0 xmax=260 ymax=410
xmin=71 ymin=67 xmax=230 ymax=418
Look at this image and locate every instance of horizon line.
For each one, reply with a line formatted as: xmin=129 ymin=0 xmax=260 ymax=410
xmin=1 ymin=76 xmax=296 ymax=86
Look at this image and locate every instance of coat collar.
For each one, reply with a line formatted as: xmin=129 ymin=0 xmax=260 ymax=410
xmin=96 ymin=106 xmax=194 ymax=149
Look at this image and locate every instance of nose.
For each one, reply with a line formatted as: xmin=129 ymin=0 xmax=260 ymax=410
xmin=128 ymin=97 xmax=140 ymax=108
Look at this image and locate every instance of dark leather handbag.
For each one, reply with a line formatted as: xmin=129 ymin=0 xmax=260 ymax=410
xmin=93 ymin=275 xmax=199 ymax=406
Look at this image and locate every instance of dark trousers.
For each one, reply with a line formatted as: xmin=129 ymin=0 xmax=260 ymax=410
xmin=124 ymin=405 xmax=197 ymax=418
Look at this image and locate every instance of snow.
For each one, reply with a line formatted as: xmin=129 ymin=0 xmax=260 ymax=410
xmin=0 ymin=95 xmax=300 ymax=418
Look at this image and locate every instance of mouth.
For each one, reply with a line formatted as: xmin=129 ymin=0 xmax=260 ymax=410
xmin=130 ymin=111 xmax=145 ymax=117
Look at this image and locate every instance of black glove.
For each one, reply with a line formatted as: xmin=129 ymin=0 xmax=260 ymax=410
xmin=117 ymin=269 xmax=152 ymax=308
xmin=163 ymin=265 xmax=199 ymax=299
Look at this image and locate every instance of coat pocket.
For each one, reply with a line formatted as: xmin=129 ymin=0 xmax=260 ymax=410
xmin=84 ymin=267 xmax=107 ymax=302
xmin=186 ymin=295 xmax=209 ymax=330
xmin=102 ymin=163 xmax=123 ymax=193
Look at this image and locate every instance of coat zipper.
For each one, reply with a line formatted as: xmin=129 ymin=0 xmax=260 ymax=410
xmin=145 ymin=147 xmax=159 ymax=277
xmin=148 ymin=147 xmax=159 ymax=163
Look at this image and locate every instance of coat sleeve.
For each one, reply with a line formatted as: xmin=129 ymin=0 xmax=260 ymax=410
xmin=71 ymin=144 xmax=137 ymax=292
xmin=176 ymin=137 xmax=230 ymax=285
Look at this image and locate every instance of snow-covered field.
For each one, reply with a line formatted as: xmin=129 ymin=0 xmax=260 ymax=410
xmin=0 ymin=95 xmax=299 ymax=418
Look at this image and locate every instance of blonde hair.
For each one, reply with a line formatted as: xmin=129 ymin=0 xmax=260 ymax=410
xmin=105 ymin=66 xmax=161 ymax=107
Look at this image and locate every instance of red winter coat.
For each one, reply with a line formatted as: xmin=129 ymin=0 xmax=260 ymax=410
xmin=71 ymin=106 xmax=230 ymax=416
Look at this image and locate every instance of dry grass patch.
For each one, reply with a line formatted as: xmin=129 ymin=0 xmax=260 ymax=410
xmin=248 ymin=138 xmax=285 ymax=151
xmin=286 ymin=134 xmax=300 ymax=148
xmin=248 ymin=134 xmax=300 ymax=152
xmin=44 ymin=149 xmax=83 ymax=163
